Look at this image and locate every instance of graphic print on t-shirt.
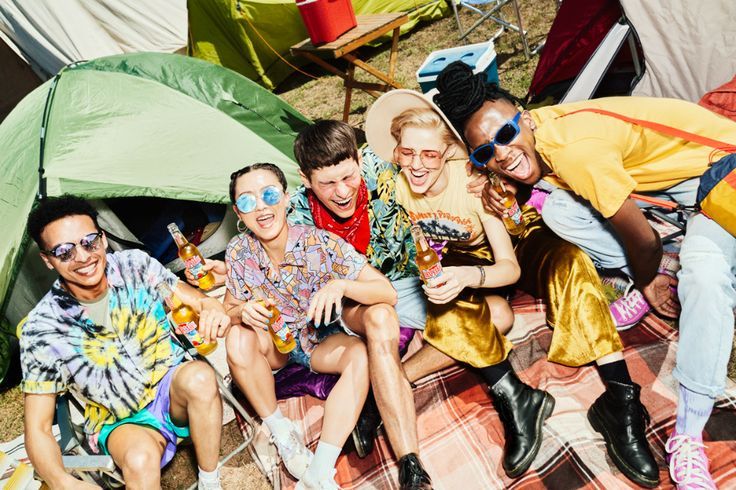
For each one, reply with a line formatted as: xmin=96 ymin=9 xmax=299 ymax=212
xmin=407 ymin=209 xmax=473 ymax=242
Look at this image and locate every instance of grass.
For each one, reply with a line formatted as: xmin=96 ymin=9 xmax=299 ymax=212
xmin=0 ymin=2 xmax=557 ymax=487
xmin=278 ymin=0 xmax=558 ymax=125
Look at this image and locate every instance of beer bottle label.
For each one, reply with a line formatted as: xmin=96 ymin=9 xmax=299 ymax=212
xmin=184 ymin=256 xmax=206 ymax=279
xmin=178 ymin=320 xmax=204 ymax=347
xmin=506 ymin=200 xmax=523 ymax=225
xmin=271 ymin=315 xmax=292 ymax=342
xmin=421 ymin=263 xmax=443 ymax=283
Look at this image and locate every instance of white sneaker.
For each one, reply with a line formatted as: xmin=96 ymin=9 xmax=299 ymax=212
xmin=271 ymin=419 xmax=314 ymax=480
xmin=295 ymin=469 xmax=342 ymax=490
xmin=197 ymin=479 xmax=222 ymax=490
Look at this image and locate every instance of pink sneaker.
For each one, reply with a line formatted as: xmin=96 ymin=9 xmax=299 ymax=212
xmin=606 ymin=278 xmax=651 ymax=330
xmin=665 ymin=432 xmax=717 ymax=489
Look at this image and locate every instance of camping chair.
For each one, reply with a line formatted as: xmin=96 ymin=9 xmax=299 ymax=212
xmin=450 ymin=0 xmax=531 ymax=59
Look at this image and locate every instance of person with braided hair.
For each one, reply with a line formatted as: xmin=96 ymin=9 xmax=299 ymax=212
xmin=433 ymin=60 xmax=736 ymax=490
xmin=365 ymin=91 xmax=556 ymax=481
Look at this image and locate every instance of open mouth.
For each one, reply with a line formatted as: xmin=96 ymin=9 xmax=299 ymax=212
xmin=332 ymin=196 xmax=353 ymax=211
xmin=74 ymin=260 xmax=98 ymax=277
xmin=503 ymin=153 xmax=532 ymax=181
xmin=407 ymin=168 xmax=429 ymax=187
xmin=255 ymin=213 xmax=275 ymax=228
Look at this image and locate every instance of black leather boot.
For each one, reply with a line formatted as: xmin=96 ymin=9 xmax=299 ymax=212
xmin=351 ymin=391 xmax=382 ymax=458
xmin=489 ymin=371 xmax=555 ymax=478
xmin=587 ymin=381 xmax=660 ymax=488
xmin=398 ymin=453 xmax=432 ymax=490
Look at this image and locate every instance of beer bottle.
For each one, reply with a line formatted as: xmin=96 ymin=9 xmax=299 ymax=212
xmin=492 ymin=175 xmax=525 ymax=235
xmin=168 ymin=223 xmax=215 ymax=290
xmin=261 ymin=301 xmax=296 ymax=354
xmin=157 ymin=282 xmax=218 ymax=356
xmin=410 ymin=224 xmax=444 ymax=286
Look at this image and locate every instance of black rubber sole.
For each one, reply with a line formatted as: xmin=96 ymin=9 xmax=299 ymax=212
xmin=504 ymin=392 xmax=556 ymax=478
xmin=587 ymin=405 xmax=660 ymax=488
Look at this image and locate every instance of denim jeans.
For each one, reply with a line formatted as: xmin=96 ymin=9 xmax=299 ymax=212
xmin=393 ymin=276 xmax=427 ymax=330
xmin=541 ymin=178 xmax=736 ymax=396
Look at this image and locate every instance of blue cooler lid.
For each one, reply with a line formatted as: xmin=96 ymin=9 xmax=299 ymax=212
xmin=419 ymin=48 xmax=486 ymax=78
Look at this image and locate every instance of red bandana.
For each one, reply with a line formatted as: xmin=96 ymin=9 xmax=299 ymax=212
xmin=307 ymin=181 xmax=371 ymax=254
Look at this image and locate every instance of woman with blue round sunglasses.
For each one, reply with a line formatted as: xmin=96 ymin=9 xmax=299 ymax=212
xmin=223 ymin=163 xmax=398 ymax=489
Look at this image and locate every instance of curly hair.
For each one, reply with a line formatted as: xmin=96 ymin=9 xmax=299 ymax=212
xmin=432 ymin=61 xmax=525 ymax=140
xmin=27 ymin=195 xmax=100 ymax=249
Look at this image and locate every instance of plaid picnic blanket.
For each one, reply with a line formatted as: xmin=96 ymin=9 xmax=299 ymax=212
xmin=267 ymin=292 xmax=736 ymax=489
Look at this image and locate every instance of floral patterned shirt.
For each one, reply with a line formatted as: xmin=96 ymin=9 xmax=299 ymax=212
xmin=20 ymin=250 xmax=183 ymax=435
xmin=288 ymin=145 xmax=419 ymax=281
xmin=225 ymin=224 xmax=367 ymax=356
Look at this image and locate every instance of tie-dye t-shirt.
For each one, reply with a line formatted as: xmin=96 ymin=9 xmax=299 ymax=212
xmin=225 ymin=224 xmax=367 ymax=358
xmin=20 ymin=250 xmax=184 ymax=435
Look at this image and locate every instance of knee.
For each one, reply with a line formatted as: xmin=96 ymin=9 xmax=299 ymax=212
xmin=364 ymin=305 xmax=400 ymax=346
xmin=490 ymin=301 xmax=514 ymax=332
xmin=343 ymin=339 xmax=369 ymax=372
xmin=180 ymin=361 xmax=218 ymax=400
xmin=120 ymin=447 xmax=160 ymax=480
xmin=226 ymin=326 xmax=260 ymax=368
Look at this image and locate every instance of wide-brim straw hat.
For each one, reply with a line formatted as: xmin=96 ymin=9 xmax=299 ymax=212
xmin=364 ymin=88 xmax=468 ymax=163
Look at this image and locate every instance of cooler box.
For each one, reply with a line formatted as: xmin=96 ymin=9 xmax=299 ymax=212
xmin=296 ymin=0 xmax=357 ymax=45
xmin=416 ymin=41 xmax=498 ymax=93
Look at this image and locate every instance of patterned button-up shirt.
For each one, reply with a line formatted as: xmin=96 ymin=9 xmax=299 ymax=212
xmin=20 ymin=250 xmax=183 ymax=435
xmin=289 ymin=145 xmax=419 ymax=281
xmin=225 ymin=224 xmax=367 ymax=356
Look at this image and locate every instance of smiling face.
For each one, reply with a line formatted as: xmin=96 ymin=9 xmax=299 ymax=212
xmin=302 ymin=157 xmax=363 ymax=219
xmin=396 ymin=125 xmax=450 ymax=197
xmin=39 ymin=214 xmax=109 ymax=300
xmin=232 ymin=168 xmax=289 ymax=244
xmin=464 ymin=100 xmax=546 ymax=185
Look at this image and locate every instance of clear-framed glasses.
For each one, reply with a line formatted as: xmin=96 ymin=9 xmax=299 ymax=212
xmin=236 ymin=185 xmax=284 ymax=213
xmin=469 ymin=112 xmax=522 ymax=168
xmin=395 ymin=146 xmax=447 ymax=169
xmin=43 ymin=231 xmax=103 ymax=262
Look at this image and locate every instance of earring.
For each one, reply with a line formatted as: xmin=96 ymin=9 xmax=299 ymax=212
xmin=237 ymin=219 xmax=247 ymax=233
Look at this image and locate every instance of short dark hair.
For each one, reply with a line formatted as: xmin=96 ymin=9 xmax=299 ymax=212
xmin=229 ymin=162 xmax=288 ymax=204
xmin=293 ymin=120 xmax=359 ymax=178
xmin=27 ymin=195 xmax=100 ymax=249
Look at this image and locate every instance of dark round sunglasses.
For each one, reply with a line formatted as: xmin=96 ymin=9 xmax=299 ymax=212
xmin=236 ymin=185 xmax=284 ymax=214
xmin=469 ymin=112 xmax=522 ymax=168
xmin=44 ymin=231 xmax=103 ymax=262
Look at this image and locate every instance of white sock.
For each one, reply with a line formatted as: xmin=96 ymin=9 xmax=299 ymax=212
xmin=263 ymin=408 xmax=290 ymax=440
xmin=306 ymin=441 xmax=341 ymax=482
xmin=675 ymin=385 xmax=714 ymax=439
xmin=198 ymin=466 xmax=220 ymax=482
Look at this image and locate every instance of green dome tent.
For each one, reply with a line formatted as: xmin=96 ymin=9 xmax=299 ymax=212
xmin=0 ymin=52 xmax=311 ymax=382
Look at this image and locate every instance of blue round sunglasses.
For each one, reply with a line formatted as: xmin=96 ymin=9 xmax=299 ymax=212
xmin=469 ymin=112 xmax=522 ymax=169
xmin=236 ymin=185 xmax=284 ymax=213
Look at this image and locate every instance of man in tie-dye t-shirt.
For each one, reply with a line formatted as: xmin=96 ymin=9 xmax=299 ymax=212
xmin=20 ymin=196 xmax=231 ymax=490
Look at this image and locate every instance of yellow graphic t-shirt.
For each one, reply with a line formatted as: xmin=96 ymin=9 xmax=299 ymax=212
xmin=531 ymin=96 xmax=736 ymax=217
xmin=395 ymin=161 xmax=494 ymax=246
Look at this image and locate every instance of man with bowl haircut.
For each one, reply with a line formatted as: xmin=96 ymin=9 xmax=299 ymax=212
xmin=20 ymin=195 xmax=231 ymax=490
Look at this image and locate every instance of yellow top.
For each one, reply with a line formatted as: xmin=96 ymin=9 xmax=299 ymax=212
xmin=396 ymin=161 xmax=494 ymax=246
xmin=531 ymin=96 xmax=736 ymax=217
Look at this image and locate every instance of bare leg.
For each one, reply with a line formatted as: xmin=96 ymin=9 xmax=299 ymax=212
xmin=310 ymin=333 xmax=370 ymax=447
xmin=486 ymin=295 xmax=514 ymax=336
xmin=169 ymin=361 xmax=222 ymax=472
xmin=225 ymin=325 xmax=289 ymax=417
xmin=342 ymin=303 xmax=418 ymax=457
xmin=403 ymin=343 xmax=456 ymax=384
xmin=107 ymin=424 xmax=166 ymax=489
xmin=596 ymin=351 xmax=624 ymax=365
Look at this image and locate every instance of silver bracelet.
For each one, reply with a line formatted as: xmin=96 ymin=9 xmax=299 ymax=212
xmin=477 ymin=265 xmax=486 ymax=288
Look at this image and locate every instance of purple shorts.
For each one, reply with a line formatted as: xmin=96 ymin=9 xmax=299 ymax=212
xmin=97 ymin=364 xmax=190 ymax=467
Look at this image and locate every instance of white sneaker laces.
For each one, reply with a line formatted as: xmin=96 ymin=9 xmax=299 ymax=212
xmin=666 ymin=435 xmax=715 ymax=488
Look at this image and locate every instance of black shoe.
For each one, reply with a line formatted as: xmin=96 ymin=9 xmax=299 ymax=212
xmin=587 ymin=381 xmax=660 ymax=488
xmin=398 ymin=453 xmax=432 ymax=490
xmin=351 ymin=392 xmax=382 ymax=458
xmin=489 ymin=371 xmax=555 ymax=478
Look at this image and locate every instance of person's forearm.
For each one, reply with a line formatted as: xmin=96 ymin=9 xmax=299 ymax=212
xmin=343 ymin=279 xmax=397 ymax=306
xmin=26 ymin=429 xmax=75 ymax=488
xmin=626 ymin=232 xmax=662 ymax=289
xmin=465 ymin=260 xmax=520 ymax=289
xmin=198 ymin=296 xmax=226 ymax=314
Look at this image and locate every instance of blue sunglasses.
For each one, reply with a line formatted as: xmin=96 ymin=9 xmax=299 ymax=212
xmin=469 ymin=112 xmax=522 ymax=168
xmin=236 ymin=185 xmax=284 ymax=213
